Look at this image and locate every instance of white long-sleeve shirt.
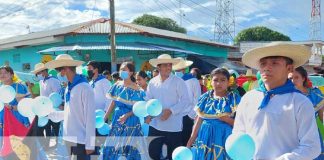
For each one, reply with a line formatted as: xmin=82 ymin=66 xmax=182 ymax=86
xmin=233 ymin=89 xmax=321 ymax=160
xmin=183 ymin=78 xmax=201 ymax=119
xmin=63 ymin=82 xmax=96 ymax=150
xmin=40 ymin=77 xmax=61 ymax=97
xmin=145 ymin=74 xmax=190 ymax=132
xmin=90 ymin=78 xmax=112 ymax=111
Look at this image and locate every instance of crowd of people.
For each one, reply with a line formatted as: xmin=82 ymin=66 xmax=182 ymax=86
xmin=0 ymin=42 xmax=323 ymax=160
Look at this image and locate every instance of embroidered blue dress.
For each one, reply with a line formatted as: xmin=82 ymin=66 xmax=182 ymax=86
xmin=102 ymin=83 xmax=147 ymax=160
xmin=193 ymin=90 xmax=241 ymax=160
xmin=305 ymin=87 xmax=324 ymax=160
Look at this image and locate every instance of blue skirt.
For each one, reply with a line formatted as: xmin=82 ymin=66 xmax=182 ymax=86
xmin=193 ymin=119 xmax=232 ymax=160
xmin=102 ymin=107 xmax=147 ymax=160
xmin=315 ymin=129 xmax=324 ymax=160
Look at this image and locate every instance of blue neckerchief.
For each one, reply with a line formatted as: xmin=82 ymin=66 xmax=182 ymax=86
xmin=66 ymin=74 xmax=88 ymax=102
xmin=43 ymin=76 xmax=58 ymax=82
xmin=256 ymin=79 xmax=300 ymax=110
xmin=43 ymin=76 xmax=53 ymax=82
xmin=182 ymin=73 xmax=195 ymax=81
xmin=91 ymin=74 xmax=105 ymax=88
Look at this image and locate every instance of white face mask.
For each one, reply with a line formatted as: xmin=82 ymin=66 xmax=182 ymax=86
xmin=37 ymin=74 xmax=44 ymax=81
xmin=174 ymin=71 xmax=184 ymax=78
xmin=57 ymin=73 xmax=68 ymax=83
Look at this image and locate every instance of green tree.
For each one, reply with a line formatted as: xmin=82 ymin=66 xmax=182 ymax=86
xmin=234 ymin=26 xmax=291 ymax=44
xmin=132 ymin=14 xmax=187 ymax=33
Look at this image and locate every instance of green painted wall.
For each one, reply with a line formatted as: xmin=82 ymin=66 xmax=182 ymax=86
xmin=0 ymin=34 xmax=229 ymax=72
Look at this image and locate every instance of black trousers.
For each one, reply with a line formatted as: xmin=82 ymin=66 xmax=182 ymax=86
xmin=37 ymin=120 xmax=60 ymax=148
xmin=181 ymin=115 xmax=194 ymax=146
xmin=37 ymin=121 xmax=51 ymax=149
xmin=64 ymin=141 xmax=91 ymax=160
xmin=148 ymin=126 xmax=182 ymax=160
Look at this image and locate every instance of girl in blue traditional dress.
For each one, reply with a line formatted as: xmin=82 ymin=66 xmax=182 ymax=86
xmin=102 ymin=62 xmax=147 ymax=160
xmin=0 ymin=66 xmax=30 ymax=137
xmin=289 ymin=66 xmax=324 ymax=159
xmin=187 ymin=68 xmax=241 ymax=160
xmin=0 ymin=66 xmax=48 ymax=159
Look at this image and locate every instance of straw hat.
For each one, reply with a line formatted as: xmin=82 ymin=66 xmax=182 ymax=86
xmin=45 ymin=54 xmax=84 ymax=69
xmin=149 ymin=54 xmax=180 ymax=67
xmin=242 ymin=42 xmax=311 ymax=69
xmin=172 ymin=57 xmax=193 ymax=70
xmin=31 ymin=63 xmax=47 ymax=74
xmin=245 ymin=69 xmax=254 ymax=77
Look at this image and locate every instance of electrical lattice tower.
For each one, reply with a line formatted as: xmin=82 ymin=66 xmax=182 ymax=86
xmin=310 ymin=0 xmax=321 ymax=40
xmin=213 ymin=0 xmax=235 ymax=44
xmin=308 ymin=0 xmax=322 ymax=66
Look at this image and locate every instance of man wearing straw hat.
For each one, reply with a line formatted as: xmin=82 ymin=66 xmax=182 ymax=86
xmin=233 ymin=42 xmax=321 ymax=159
xmin=146 ymin=54 xmax=190 ymax=160
xmin=45 ymin=54 xmax=96 ymax=160
xmin=31 ymin=63 xmax=62 ymax=150
xmin=172 ymin=57 xmax=201 ymax=146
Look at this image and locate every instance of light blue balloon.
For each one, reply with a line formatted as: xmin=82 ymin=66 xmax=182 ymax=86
xmin=96 ymin=116 xmax=105 ymax=128
xmin=225 ymin=133 xmax=255 ymax=160
xmin=98 ymin=123 xmax=110 ymax=135
xmin=0 ymin=101 xmax=4 ymax=112
xmin=0 ymin=85 xmax=16 ymax=103
xmin=32 ymin=96 xmax=53 ymax=117
xmin=38 ymin=117 xmax=49 ymax=127
xmin=96 ymin=109 xmax=105 ymax=118
xmin=146 ymin=99 xmax=163 ymax=116
xmin=141 ymin=123 xmax=149 ymax=137
xmin=172 ymin=146 xmax=193 ymax=160
xmin=133 ymin=101 xmax=148 ymax=118
xmin=17 ymin=98 xmax=35 ymax=117
xmin=49 ymin=92 xmax=62 ymax=108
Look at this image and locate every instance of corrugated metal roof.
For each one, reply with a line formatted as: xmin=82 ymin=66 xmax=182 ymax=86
xmin=38 ymin=42 xmax=202 ymax=55
xmin=0 ymin=18 xmax=235 ymax=49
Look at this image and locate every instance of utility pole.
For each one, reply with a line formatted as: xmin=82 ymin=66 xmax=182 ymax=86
xmin=179 ymin=0 xmax=182 ymax=26
xmin=109 ymin=0 xmax=117 ymax=72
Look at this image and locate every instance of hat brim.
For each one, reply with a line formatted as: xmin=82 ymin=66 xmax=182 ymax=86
xmin=149 ymin=59 xmax=180 ymax=67
xmin=31 ymin=67 xmax=47 ymax=74
xmin=172 ymin=61 xmax=193 ymax=70
xmin=45 ymin=60 xmax=84 ymax=69
xmin=242 ymin=44 xmax=311 ymax=69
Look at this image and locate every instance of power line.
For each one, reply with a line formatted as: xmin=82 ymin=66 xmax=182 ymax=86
xmin=154 ymin=1 xmax=213 ymax=37
xmin=0 ymin=0 xmax=46 ymax=20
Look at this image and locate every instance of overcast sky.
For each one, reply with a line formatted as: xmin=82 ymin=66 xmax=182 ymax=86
xmin=0 ymin=0 xmax=322 ymax=43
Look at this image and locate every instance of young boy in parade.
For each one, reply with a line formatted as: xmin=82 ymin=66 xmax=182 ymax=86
xmin=32 ymin=63 xmax=62 ymax=149
xmin=102 ymin=62 xmax=146 ymax=160
xmin=45 ymin=54 xmax=96 ymax=160
xmin=186 ymin=68 xmax=241 ymax=160
xmin=288 ymin=66 xmax=324 ymax=159
xmin=233 ymin=42 xmax=321 ymax=159
xmin=145 ymin=54 xmax=190 ymax=160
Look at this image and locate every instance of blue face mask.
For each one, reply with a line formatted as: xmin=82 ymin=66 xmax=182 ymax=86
xmin=174 ymin=71 xmax=184 ymax=78
xmin=57 ymin=73 xmax=68 ymax=83
xmin=37 ymin=74 xmax=44 ymax=81
xmin=120 ymin=71 xmax=129 ymax=80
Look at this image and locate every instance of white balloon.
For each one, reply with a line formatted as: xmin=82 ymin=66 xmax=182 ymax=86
xmin=0 ymin=85 xmax=16 ymax=103
xmin=32 ymin=96 xmax=53 ymax=117
xmin=18 ymin=98 xmax=35 ymax=117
